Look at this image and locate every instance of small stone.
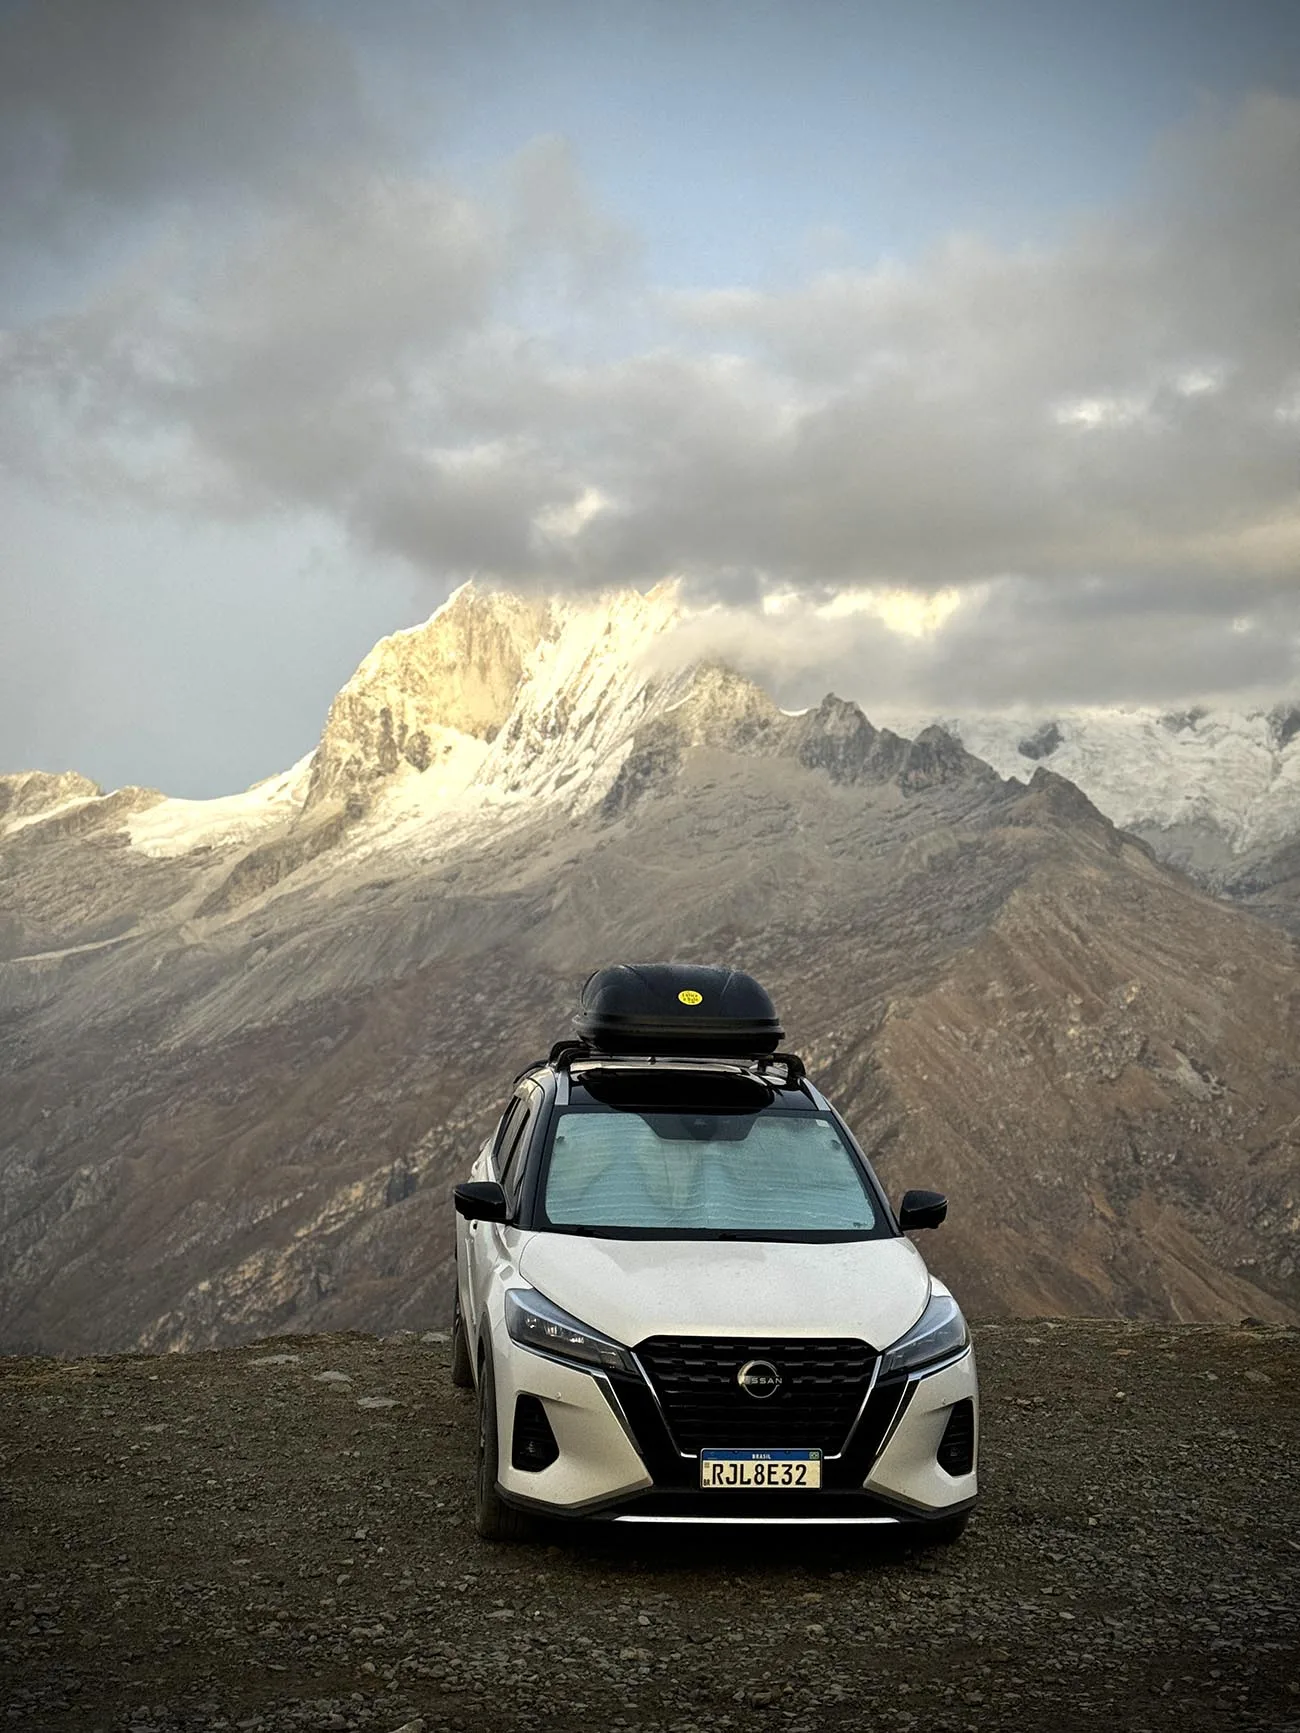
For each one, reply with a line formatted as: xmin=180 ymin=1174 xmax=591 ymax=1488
xmin=248 ymin=1354 xmax=301 ymax=1367
xmin=314 ymin=1371 xmax=353 ymax=1385
xmin=1243 ymin=1370 xmax=1272 ymax=1385
xmin=421 ymin=1332 xmax=449 ymax=1345
xmin=357 ymin=1397 xmax=399 ymax=1410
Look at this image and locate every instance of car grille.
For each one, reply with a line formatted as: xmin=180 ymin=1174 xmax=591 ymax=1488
xmin=635 ymin=1336 xmax=877 ymax=1456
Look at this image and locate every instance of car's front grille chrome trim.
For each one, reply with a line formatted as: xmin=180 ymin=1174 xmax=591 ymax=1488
xmin=594 ymin=1373 xmax=645 ymax=1461
xmin=826 ymin=1355 xmax=881 ymax=1462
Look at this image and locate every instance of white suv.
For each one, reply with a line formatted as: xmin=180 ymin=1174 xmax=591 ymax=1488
xmin=451 ymin=965 xmax=978 ymax=1542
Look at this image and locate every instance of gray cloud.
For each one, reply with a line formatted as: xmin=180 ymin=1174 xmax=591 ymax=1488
xmin=662 ymin=571 xmax=1300 ymax=715
xmin=0 ymin=0 xmax=378 ymax=242
xmin=1 ymin=4 xmax=1297 ymax=715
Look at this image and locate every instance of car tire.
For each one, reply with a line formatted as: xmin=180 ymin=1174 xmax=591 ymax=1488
xmin=475 ymin=1350 xmax=534 ymax=1543
xmin=450 ymin=1290 xmax=473 ymax=1390
xmin=910 ymin=1511 xmax=970 ymax=1548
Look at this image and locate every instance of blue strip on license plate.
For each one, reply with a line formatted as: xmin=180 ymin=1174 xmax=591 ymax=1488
xmin=700 ymin=1449 xmax=822 ymax=1489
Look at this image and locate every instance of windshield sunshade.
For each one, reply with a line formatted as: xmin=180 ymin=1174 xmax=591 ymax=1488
xmin=542 ymin=1109 xmax=877 ymax=1232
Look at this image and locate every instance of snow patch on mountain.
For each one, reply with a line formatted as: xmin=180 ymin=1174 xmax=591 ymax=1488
xmin=126 ymin=757 xmax=314 ymax=859
xmin=471 ymin=581 xmax=689 ymax=804
xmin=881 ymin=705 xmax=1300 ymax=855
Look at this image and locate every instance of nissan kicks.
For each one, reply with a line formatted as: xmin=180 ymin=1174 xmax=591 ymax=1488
xmin=451 ymin=963 xmax=978 ymax=1541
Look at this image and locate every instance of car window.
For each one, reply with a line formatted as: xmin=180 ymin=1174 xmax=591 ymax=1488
xmin=497 ymin=1088 xmax=541 ymax=1211
xmin=491 ymin=1098 xmax=524 ymax=1169
xmin=542 ymin=1108 xmax=877 ymax=1232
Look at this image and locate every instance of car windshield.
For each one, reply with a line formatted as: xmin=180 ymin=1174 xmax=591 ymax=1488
xmin=541 ymin=1108 xmax=878 ymax=1234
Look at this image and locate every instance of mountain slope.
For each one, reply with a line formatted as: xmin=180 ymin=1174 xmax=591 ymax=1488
xmin=1 ymin=586 xmax=1297 ymax=1352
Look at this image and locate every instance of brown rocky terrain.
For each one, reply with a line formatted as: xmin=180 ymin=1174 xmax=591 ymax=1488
xmin=1 ymin=586 xmax=1297 ymax=1354
xmin=3 ymin=1321 xmax=1298 ymax=1733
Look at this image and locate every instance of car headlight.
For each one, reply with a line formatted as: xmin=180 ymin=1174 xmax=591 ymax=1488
xmin=880 ymin=1290 xmax=969 ymax=1376
xmin=504 ymin=1288 xmax=637 ymax=1376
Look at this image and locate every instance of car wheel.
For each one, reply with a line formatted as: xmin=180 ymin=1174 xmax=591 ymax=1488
xmin=909 ymin=1511 xmax=970 ymax=1548
xmin=474 ymin=1350 xmax=533 ymax=1543
xmin=450 ymin=1290 xmax=473 ymax=1390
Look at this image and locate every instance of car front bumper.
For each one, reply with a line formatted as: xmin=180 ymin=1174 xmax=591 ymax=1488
xmin=490 ymin=1323 xmax=978 ymax=1526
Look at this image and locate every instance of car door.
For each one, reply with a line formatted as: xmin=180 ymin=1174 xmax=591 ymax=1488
xmin=462 ymin=1096 xmax=522 ymax=1341
xmin=465 ymin=1086 xmax=542 ymax=1345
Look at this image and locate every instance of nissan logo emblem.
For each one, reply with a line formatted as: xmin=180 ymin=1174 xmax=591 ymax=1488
xmin=736 ymin=1359 xmax=782 ymax=1399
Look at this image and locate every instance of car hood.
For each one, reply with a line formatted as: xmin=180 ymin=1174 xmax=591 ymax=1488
xmin=516 ymin=1233 xmax=931 ymax=1350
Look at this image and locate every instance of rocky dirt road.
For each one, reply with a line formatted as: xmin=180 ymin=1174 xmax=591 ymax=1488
xmin=3 ymin=1321 xmax=1298 ymax=1733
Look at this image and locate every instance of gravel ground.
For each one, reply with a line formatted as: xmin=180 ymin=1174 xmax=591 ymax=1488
xmin=2 ymin=1320 xmax=1298 ymax=1733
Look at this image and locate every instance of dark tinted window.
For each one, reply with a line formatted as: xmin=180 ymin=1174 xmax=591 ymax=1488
xmin=492 ymin=1098 xmax=524 ymax=1164
xmin=498 ymin=1087 xmax=541 ymax=1211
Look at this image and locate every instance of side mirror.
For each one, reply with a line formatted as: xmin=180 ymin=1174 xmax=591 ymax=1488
xmin=454 ymin=1181 xmax=509 ymax=1223
xmin=899 ymin=1188 xmax=947 ymax=1231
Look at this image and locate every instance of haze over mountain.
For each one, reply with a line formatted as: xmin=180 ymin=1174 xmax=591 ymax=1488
xmin=2 ymin=584 xmax=1298 ymax=1355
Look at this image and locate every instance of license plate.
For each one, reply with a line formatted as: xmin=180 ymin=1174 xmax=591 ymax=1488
xmin=700 ymin=1449 xmax=822 ymax=1489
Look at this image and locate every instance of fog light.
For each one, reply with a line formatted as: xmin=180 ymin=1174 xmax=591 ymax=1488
xmin=937 ymin=1399 xmax=975 ymax=1476
xmin=511 ymin=1394 xmax=559 ymax=1471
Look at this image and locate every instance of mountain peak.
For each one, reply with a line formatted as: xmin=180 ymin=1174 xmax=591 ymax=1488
xmin=304 ymin=583 xmax=558 ymax=809
xmin=0 ymin=770 xmax=108 ymax=841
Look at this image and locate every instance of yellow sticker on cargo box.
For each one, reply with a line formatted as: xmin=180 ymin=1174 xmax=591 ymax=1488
xmin=678 ymin=989 xmax=703 ymax=1005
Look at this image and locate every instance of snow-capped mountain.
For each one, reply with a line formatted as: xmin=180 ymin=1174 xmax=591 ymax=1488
xmin=3 ymin=581 xmax=1299 ymax=1354
xmin=35 ymin=582 xmax=693 ymax=867
xmin=10 ymin=582 xmax=1300 ymax=905
xmin=882 ymin=705 xmax=1300 ymax=872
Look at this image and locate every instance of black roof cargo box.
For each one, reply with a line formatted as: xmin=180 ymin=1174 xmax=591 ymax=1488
xmin=575 ymin=963 xmax=784 ymax=1055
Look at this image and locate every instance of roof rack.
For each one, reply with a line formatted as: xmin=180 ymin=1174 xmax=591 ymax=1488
xmin=548 ymin=1038 xmax=593 ymax=1069
xmin=545 ymin=1040 xmax=807 ymax=1090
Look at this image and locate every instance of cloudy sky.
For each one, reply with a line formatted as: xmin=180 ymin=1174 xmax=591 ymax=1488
xmin=2 ymin=0 xmax=1298 ymax=795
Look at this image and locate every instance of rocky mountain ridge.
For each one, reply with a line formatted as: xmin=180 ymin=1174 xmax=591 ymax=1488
xmin=884 ymin=702 xmax=1300 ymax=930
xmin=8 ymin=587 xmax=1300 ymax=908
xmin=1 ymin=583 xmax=1298 ymax=1353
